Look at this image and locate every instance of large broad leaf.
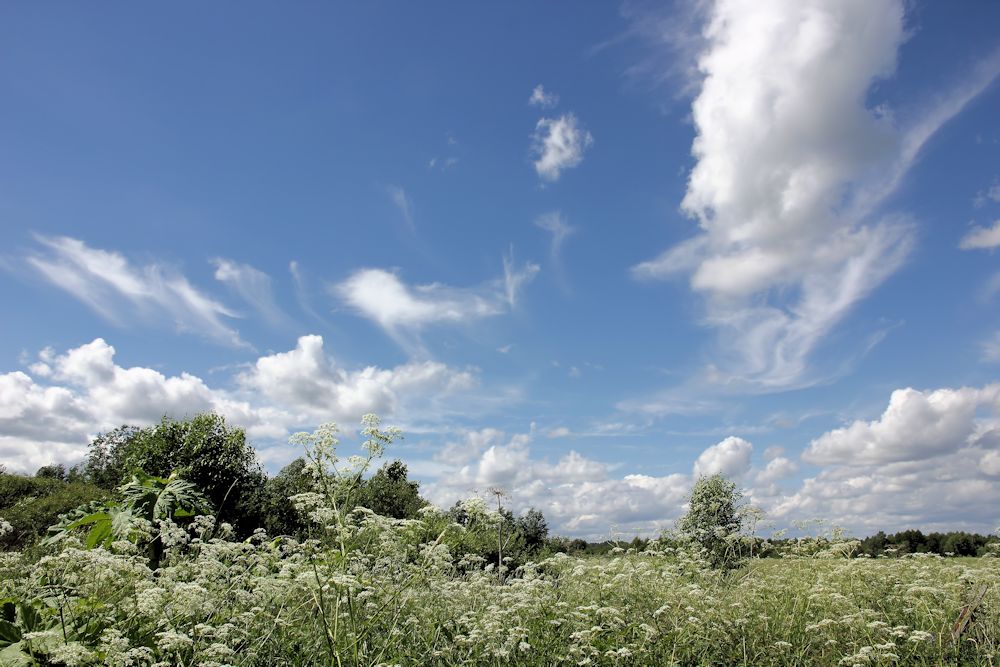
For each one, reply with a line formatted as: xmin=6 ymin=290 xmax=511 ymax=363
xmin=0 ymin=600 xmax=14 ymax=624
xmin=64 ymin=512 xmax=109 ymax=529
xmin=17 ymin=604 xmax=41 ymax=634
xmin=0 ymin=619 xmax=21 ymax=648
xmin=0 ymin=642 xmax=34 ymax=666
xmin=85 ymin=520 xmax=113 ymax=550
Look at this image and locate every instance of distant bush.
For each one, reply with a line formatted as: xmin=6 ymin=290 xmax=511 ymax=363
xmin=0 ymin=472 xmax=108 ymax=550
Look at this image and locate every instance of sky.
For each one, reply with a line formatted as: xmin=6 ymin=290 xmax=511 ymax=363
xmin=1 ymin=1 xmax=999 ymax=539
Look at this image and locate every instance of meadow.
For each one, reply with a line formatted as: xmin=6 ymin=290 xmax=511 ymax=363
xmin=1 ymin=418 xmax=998 ymax=666
xmin=1 ymin=527 xmax=997 ymax=666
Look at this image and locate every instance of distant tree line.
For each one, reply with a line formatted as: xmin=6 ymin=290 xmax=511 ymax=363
xmin=2 ymin=418 xmax=997 ymax=561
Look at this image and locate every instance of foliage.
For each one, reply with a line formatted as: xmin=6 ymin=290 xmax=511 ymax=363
xmin=678 ymin=473 xmax=748 ymax=570
xmin=357 ymin=460 xmax=426 ymax=519
xmin=83 ymin=414 xmax=265 ymax=535
xmin=1 ymin=416 xmax=1000 ymax=665
xmin=1 ymin=514 xmax=998 ymax=664
xmin=518 ymin=508 xmax=549 ymax=552
xmin=858 ymin=529 xmax=997 ymax=557
xmin=0 ymin=473 xmax=108 ymax=550
xmin=258 ymin=457 xmax=313 ymax=538
xmin=46 ymin=470 xmax=210 ymax=570
xmin=82 ymin=425 xmax=144 ymax=490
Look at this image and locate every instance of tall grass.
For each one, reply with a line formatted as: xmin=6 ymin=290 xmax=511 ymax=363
xmin=1 ymin=420 xmax=996 ymax=665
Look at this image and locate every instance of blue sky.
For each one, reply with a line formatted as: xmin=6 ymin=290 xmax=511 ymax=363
xmin=1 ymin=1 xmax=999 ymax=538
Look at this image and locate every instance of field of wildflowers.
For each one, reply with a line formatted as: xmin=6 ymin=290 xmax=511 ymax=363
xmin=0 ymin=420 xmax=997 ymax=666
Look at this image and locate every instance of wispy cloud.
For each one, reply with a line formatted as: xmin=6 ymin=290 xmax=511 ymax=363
xmin=973 ymin=178 xmax=1000 ymax=208
xmin=534 ymin=211 xmax=576 ymax=264
xmin=631 ymin=0 xmax=999 ymax=390
xmin=386 ymin=185 xmax=416 ymax=232
xmin=960 ymin=220 xmax=1000 ymax=250
xmin=333 ymin=250 xmax=538 ymax=353
xmin=502 ymin=245 xmax=540 ymax=308
xmin=26 ymin=235 xmax=247 ymax=347
xmin=213 ymin=258 xmax=288 ymax=326
xmin=528 ymin=84 xmax=559 ymax=108
xmin=531 ymin=114 xmax=593 ymax=182
xmin=289 ymin=260 xmax=327 ymax=323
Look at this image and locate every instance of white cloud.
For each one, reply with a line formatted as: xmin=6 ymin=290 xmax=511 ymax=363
xmin=213 ymin=258 xmax=287 ymax=326
xmin=531 ymin=114 xmax=593 ymax=182
xmin=981 ymin=450 xmax=1000 ymax=476
xmin=754 ymin=456 xmax=797 ymax=485
xmin=502 ymin=246 xmax=540 ymax=308
xmin=693 ymin=435 xmax=752 ymax=479
xmin=528 ymin=84 xmax=559 ymax=108
xmin=974 ymin=180 xmax=1000 ymax=208
xmin=0 ymin=336 xmax=479 ymax=474
xmin=423 ymin=426 xmax=690 ymax=538
xmin=762 ymin=383 xmax=1000 ymax=534
xmin=762 ymin=445 xmax=785 ymax=461
xmin=534 ymin=211 xmax=576 ymax=264
xmin=239 ymin=335 xmax=477 ymax=423
xmin=26 ymin=236 xmax=247 ymax=347
xmin=386 ymin=185 xmax=416 ymax=232
xmin=803 ymin=384 xmax=1000 ymax=466
xmin=631 ymin=0 xmax=1000 ymax=388
xmin=289 ymin=260 xmax=327 ymax=323
xmin=959 ymin=220 xmax=1000 ymax=250
xmin=0 ymin=339 xmax=290 ymax=472
xmin=335 ymin=253 xmax=538 ymax=350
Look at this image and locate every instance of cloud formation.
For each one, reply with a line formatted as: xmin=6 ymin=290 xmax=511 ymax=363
xmin=27 ymin=236 xmax=247 ymax=347
xmin=528 ymin=84 xmax=559 ymax=108
xmin=534 ymin=211 xmax=576 ymax=264
xmin=632 ymin=0 xmax=1000 ymax=388
xmin=334 ymin=253 xmax=538 ymax=350
xmin=693 ymin=435 xmax=752 ymax=479
xmin=0 ymin=337 xmax=479 ymax=473
xmin=213 ymin=258 xmax=288 ymax=326
xmin=960 ymin=220 xmax=1000 ymax=250
xmin=239 ymin=335 xmax=477 ymax=422
xmin=386 ymin=186 xmax=416 ymax=232
xmin=803 ymin=384 xmax=1000 ymax=466
xmin=532 ymin=114 xmax=593 ymax=182
xmin=423 ymin=426 xmax=691 ymax=537
xmin=768 ymin=383 xmax=1000 ymax=533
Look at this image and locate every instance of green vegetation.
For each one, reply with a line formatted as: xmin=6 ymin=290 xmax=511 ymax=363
xmin=1 ymin=413 xmax=998 ymax=665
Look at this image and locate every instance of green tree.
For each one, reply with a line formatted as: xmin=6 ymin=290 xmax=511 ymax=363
xmin=83 ymin=425 xmax=145 ymax=489
xmin=357 ymin=460 xmax=426 ymax=519
xmin=517 ymin=507 xmax=549 ymax=553
xmin=85 ymin=414 xmax=265 ymax=535
xmin=260 ymin=458 xmax=313 ymax=538
xmin=678 ymin=473 xmax=746 ymax=570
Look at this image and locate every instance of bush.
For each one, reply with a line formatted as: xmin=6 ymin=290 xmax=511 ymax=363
xmin=0 ymin=473 xmax=108 ymax=550
xmin=84 ymin=414 xmax=265 ymax=536
xmin=678 ymin=473 xmax=747 ymax=570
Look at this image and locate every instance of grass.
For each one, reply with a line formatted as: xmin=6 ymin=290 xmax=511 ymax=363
xmin=1 ymin=528 xmax=997 ymax=666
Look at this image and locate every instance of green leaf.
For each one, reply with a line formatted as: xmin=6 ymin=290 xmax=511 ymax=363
xmin=17 ymin=604 xmax=41 ymax=633
xmin=85 ymin=521 xmax=113 ymax=550
xmin=0 ymin=619 xmax=21 ymax=648
xmin=65 ymin=512 xmax=110 ymax=531
xmin=0 ymin=642 xmax=34 ymax=666
xmin=0 ymin=600 xmax=14 ymax=624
